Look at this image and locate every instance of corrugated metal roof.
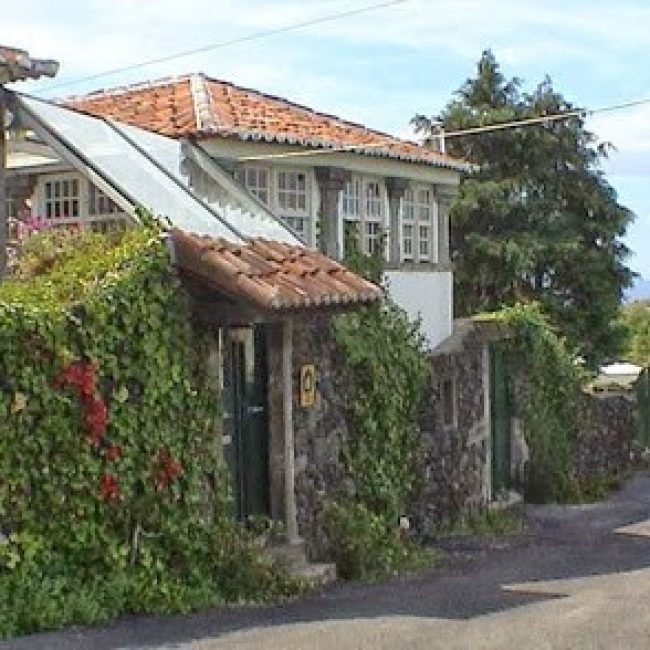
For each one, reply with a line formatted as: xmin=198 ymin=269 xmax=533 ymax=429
xmin=14 ymin=94 xmax=301 ymax=245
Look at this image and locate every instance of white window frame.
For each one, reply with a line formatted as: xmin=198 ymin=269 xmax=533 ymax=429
xmin=338 ymin=175 xmax=388 ymax=257
xmin=238 ymin=165 xmax=313 ymax=244
xmin=400 ymin=184 xmax=438 ymax=264
xmin=34 ymin=172 xmax=128 ymax=231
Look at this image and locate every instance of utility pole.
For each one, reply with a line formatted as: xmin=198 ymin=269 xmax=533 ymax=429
xmin=0 ymin=46 xmax=59 ymax=280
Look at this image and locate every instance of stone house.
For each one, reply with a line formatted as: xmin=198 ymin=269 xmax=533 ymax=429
xmin=3 ymin=72 xmax=516 ymax=554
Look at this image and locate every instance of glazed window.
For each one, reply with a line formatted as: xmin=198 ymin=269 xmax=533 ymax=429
xmin=243 ymin=167 xmax=270 ymax=205
xmin=35 ymin=173 xmax=128 ymax=231
xmin=239 ymin=166 xmax=312 ymax=243
xmin=341 ymin=177 xmax=362 ymax=219
xmin=340 ymin=175 xmax=386 ymax=257
xmin=88 ymin=184 xmax=121 ymax=216
xmin=400 ymin=185 xmax=438 ymax=263
xmin=43 ymin=176 xmax=80 ymax=220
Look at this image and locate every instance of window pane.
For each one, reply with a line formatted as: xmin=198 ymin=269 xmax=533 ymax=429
xmin=419 ymin=225 xmax=430 ymax=257
xmin=363 ymin=222 xmax=381 ymax=255
xmin=365 ymin=181 xmax=382 ymax=218
xmin=277 ymin=170 xmax=308 ymax=215
xmin=20 ymin=95 xmax=244 ymax=240
xmin=402 ymin=224 xmax=413 ymax=257
xmin=342 ymin=179 xmax=360 ymax=219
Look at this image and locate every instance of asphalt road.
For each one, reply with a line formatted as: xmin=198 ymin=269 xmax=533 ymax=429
xmin=6 ymin=472 xmax=650 ymax=649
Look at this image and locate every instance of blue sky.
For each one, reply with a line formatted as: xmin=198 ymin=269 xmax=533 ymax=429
xmin=6 ymin=0 xmax=650 ymax=278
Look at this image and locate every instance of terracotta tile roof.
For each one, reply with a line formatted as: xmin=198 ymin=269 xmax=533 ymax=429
xmin=64 ymin=74 xmax=469 ymax=171
xmin=0 ymin=45 xmax=59 ymax=84
xmin=171 ymin=229 xmax=382 ymax=312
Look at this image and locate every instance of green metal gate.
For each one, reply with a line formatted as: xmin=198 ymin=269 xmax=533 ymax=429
xmin=222 ymin=325 xmax=270 ymax=520
xmin=490 ymin=344 xmax=511 ymax=494
xmin=638 ymin=368 xmax=650 ymax=448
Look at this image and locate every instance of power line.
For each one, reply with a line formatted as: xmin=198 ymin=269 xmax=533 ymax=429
xmin=435 ymin=96 xmax=650 ymax=140
xmin=31 ymin=0 xmax=409 ymax=95
xmin=237 ymin=95 xmax=650 ymax=162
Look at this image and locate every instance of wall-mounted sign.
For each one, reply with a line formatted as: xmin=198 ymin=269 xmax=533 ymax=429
xmin=300 ymin=364 xmax=316 ymax=408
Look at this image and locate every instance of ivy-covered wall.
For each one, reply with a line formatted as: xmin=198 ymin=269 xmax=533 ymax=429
xmin=0 ymin=227 xmax=299 ymax=638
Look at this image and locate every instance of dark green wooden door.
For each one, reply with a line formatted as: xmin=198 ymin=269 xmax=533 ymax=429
xmin=638 ymin=368 xmax=650 ymax=448
xmin=490 ymin=344 xmax=511 ymax=494
xmin=222 ymin=326 xmax=270 ymax=520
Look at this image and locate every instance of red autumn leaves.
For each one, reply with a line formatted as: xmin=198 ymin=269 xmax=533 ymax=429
xmin=53 ymin=360 xmax=181 ymax=502
xmin=153 ymin=451 xmax=183 ymax=492
xmin=54 ymin=361 xmax=116 ymax=500
xmin=99 ymin=473 xmax=119 ymax=501
xmin=54 ymin=361 xmax=109 ymax=450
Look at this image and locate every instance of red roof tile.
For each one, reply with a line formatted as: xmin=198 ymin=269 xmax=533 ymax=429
xmin=171 ymin=229 xmax=382 ymax=312
xmin=64 ymin=74 xmax=468 ymax=171
xmin=0 ymin=45 xmax=59 ymax=84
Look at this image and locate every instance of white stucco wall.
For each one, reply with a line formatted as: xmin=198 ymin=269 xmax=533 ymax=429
xmin=384 ymin=270 xmax=453 ymax=350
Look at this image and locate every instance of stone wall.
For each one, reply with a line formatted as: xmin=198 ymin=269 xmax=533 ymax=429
xmin=574 ymin=391 xmax=638 ymax=484
xmin=411 ymin=342 xmax=489 ymax=532
xmin=285 ymin=315 xmax=496 ymax=552
xmin=291 ymin=316 xmax=349 ymax=560
xmin=288 ymin=315 xmax=495 ymax=553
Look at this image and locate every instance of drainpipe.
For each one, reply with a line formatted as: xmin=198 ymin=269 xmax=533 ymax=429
xmin=282 ymin=318 xmax=301 ymax=544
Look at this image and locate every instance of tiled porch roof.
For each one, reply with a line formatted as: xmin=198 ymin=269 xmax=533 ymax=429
xmin=64 ymin=74 xmax=469 ymax=171
xmin=171 ymin=229 xmax=382 ymax=312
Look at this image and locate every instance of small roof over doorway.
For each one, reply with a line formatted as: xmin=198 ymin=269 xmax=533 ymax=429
xmin=171 ymin=228 xmax=383 ymax=320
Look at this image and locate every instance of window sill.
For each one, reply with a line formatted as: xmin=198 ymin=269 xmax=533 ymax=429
xmin=383 ymin=261 xmax=454 ymax=273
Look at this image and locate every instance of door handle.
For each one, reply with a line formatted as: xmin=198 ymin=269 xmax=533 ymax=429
xmin=246 ymin=405 xmax=265 ymax=415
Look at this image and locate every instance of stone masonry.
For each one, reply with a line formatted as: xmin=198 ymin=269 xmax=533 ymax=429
xmin=412 ymin=342 xmax=488 ymax=533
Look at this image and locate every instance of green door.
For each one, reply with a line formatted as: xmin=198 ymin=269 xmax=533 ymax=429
xmin=638 ymin=368 xmax=650 ymax=448
xmin=490 ymin=344 xmax=511 ymax=494
xmin=222 ymin=326 xmax=270 ymax=520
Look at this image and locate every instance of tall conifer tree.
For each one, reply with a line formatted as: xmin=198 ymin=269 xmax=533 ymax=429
xmin=414 ymin=51 xmax=634 ymax=365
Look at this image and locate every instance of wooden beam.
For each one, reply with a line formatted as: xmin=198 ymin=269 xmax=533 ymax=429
xmin=282 ymin=318 xmax=301 ymax=544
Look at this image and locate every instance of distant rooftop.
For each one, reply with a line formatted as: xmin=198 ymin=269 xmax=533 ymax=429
xmin=0 ymin=45 xmax=59 ymax=84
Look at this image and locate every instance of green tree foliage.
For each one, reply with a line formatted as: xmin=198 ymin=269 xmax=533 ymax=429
xmin=413 ymin=51 xmax=634 ymax=366
xmin=620 ymin=300 xmax=650 ymax=366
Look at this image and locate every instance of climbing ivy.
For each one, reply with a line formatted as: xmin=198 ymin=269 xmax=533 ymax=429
xmin=490 ymin=303 xmax=584 ymax=502
xmin=321 ymin=233 xmax=431 ymax=579
xmin=0 ymin=224 xmax=300 ymax=638
xmin=332 ymin=302 xmax=428 ymax=522
xmin=325 ymin=287 xmax=430 ymax=580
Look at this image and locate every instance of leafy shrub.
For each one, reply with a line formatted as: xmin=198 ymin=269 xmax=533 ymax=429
xmin=322 ymin=501 xmax=431 ymax=581
xmin=0 ymin=224 xmax=301 ymax=638
xmin=333 ymin=301 xmax=428 ymax=524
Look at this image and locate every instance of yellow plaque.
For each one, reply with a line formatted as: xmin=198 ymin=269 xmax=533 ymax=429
xmin=300 ymin=364 xmax=316 ymax=408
